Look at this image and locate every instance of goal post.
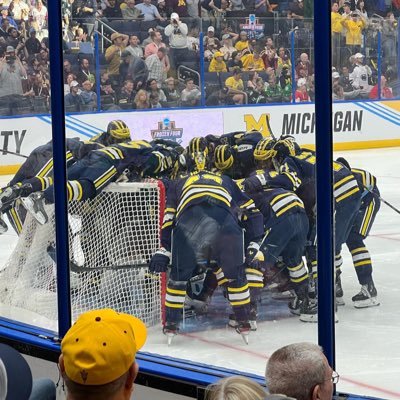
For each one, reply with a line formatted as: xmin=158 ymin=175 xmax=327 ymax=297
xmin=0 ymin=181 xmax=166 ymax=329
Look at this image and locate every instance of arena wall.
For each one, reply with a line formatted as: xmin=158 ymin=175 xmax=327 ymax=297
xmin=1 ymin=100 xmax=400 ymax=174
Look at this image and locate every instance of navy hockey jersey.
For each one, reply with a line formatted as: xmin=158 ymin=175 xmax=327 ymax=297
xmin=161 ymin=170 xmax=264 ymax=250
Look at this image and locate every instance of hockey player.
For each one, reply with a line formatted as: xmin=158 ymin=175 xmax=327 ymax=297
xmin=336 ymin=157 xmax=380 ymax=308
xmin=149 ymin=137 xmax=264 ymax=344
xmin=244 ymin=139 xmax=311 ymax=317
xmin=243 ymin=138 xmax=362 ymax=321
xmin=212 ymin=144 xmax=266 ymax=329
xmin=22 ymin=139 xmax=173 ymax=224
xmin=207 ymin=130 xmax=264 ymax=178
xmin=182 ymin=144 xmax=265 ymax=330
xmin=150 ymin=138 xmax=186 ymax=179
xmin=0 ymin=120 xmax=132 ymax=232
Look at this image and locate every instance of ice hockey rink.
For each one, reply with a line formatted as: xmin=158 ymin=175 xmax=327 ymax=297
xmin=1 ymin=147 xmax=399 ymax=399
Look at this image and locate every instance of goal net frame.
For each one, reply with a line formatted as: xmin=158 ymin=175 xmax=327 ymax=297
xmin=0 ymin=180 xmax=166 ymax=330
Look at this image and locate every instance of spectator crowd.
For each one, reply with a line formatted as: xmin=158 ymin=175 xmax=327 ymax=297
xmin=0 ymin=0 xmax=398 ymax=115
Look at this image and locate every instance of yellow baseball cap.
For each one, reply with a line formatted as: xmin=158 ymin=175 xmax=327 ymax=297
xmin=61 ymin=308 xmax=147 ymax=385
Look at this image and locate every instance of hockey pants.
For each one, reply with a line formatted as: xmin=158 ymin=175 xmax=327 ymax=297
xmin=165 ymin=204 xmax=250 ymax=325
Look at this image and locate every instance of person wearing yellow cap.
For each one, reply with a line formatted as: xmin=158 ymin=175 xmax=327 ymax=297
xmin=208 ymin=51 xmax=227 ymax=72
xmin=59 ymin=308 xmax=147 ymax=400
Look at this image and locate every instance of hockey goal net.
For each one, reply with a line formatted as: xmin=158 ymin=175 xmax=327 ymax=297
xmin=0 ymin=181 xmax=165 ymax=328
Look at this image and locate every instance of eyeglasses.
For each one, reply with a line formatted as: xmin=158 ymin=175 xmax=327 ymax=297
xmin=330 ymin=371 xmax=340 ymax=384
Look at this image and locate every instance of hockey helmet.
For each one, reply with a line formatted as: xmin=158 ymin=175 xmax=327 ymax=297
xmin=214 ymin=144 xmax=234 ymax=171
xmin=273 ymin=138 xmax=297 ymax=159
xmin=254 ymin=138 xmax=276 ymax=161
xmin=336 ymin=157 xmax=351 ymax=169
xmin=279 ymin=135 xmax=301 ymax=155
xmin=188 ymin=137 xmax=209 ymax=172
xmin=107 ymin=120 xmax=131 ymax=141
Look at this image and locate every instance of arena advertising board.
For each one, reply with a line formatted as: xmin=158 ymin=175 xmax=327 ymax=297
xmin=1 ymin=100 xmax=400 ymax=169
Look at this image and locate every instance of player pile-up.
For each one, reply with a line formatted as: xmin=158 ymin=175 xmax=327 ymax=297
xmin=0 ymin=120 xmax=380 ymax=345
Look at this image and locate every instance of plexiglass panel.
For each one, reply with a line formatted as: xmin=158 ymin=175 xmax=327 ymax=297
xmin=0 ymin=0 xmax=56 ymax=330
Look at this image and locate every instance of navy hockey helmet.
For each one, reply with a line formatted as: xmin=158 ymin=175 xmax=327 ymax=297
xmin=187 ymin=137 xmax=209 ymax=172
xmin=107 ymin=120 xmax=131 ymax=141
xmin=254 ymin=137 xmax=276 ymax=161
xmin=214 ymin=144 xmax=234 ymax=171
xmin=336 ymin=157 xmax=351 ymax=169
xmin=273 ymin=138 xmax=297 ymax=162
xmin=279 ymin=135 xmax=301 ymax=155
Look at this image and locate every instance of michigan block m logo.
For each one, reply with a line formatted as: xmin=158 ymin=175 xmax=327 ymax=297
xmin=243 ymin=114 xmax=273 ymax=137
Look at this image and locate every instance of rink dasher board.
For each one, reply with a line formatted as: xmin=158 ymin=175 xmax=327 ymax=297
xmin=1 ymin=100 xmax=400 ymax=172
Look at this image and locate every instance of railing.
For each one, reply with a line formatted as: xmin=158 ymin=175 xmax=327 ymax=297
xmin=1 ymin=15 xmax=399 ymax=117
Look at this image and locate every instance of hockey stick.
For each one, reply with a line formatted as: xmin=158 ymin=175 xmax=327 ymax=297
xmin=0 ymin=149 xmax=28 ymax=159
xmin=247 ymin=229 xmax=289 ymax=282
xmin=265 ymin=114 xmax=277 ymax=140
xmin=258 ymin=243 xmax=289 ymax=280
xmin=364 ymin=187 xmax=400 ymax=215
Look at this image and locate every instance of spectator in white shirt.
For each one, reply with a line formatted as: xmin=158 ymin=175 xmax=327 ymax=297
xmin=125 ymin=35 xmax=144 ymax=59
xmin=8 ymin=0 xmax=30 ymax=22
xmin=165 ymin=12 xmax=188 ymax=69
xmin=30 ymin=0 xmax=48 ymax=40
xmin=349 ymin=52 xmax=371 ymax=96
xmin=180 ymin=78 xmax=201 ymax=106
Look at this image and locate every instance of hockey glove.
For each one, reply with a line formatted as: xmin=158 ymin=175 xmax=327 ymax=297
xmin=245 ymin=241 xmax=264 ymax=267
xmin=149 ymin=248 xmax=171 ymax=273
xmin=243 ymin=174 xmax=266 ymax=194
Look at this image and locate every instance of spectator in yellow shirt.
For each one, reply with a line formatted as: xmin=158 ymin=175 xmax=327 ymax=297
xmin=209 ymin=51 xmax=228 ymax=72
xmin=331 ymin=2 xmax=343 ymax=69
xmin=234 ymin=31 xmax=250 ymax=52
xmin=241 ymin=50 xmax=265 ymax=71
xmin=225 ymin=67 xmax=245 ymax=104
xmin=341 ymin=10 xmax=366 ymax=53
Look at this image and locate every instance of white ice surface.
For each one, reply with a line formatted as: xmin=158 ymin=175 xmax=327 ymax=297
xmin=1 ymin=148 xmax=400 ymax=399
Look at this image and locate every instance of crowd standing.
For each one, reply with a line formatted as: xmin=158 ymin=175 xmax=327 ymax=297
xmin=0 ymin=0 xmax=398 ymax=115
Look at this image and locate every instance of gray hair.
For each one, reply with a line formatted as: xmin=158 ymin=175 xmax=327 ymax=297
xmin=265 ymin=342 xmax=327 ymax=400
xmin=205 ymin=376 xmax=267 ymax=400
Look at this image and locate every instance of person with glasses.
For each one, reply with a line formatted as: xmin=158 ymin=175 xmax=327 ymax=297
xmin=265 ymin=342 xmax=339 ymax=400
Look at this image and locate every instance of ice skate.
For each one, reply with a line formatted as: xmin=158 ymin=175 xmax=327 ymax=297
xmin=163 ymin=322 xmax=179 ymax=346
xmin=336 ymin=275 xmax=345 ymax=306
xmin=352 ymin=280 xmax=380 ymax=308
xmin=288 ymin=295 xmax=301 ymax=316
xmin=299 ymin=298 xmax=339 ymax=323
xmin=0 ymin=215 xmax=8 ymax=234
xmin=269 ymin=280 xmax=295 ymax=300
xmin=271 ymin=289 xmax=295 ymax=300
xmin=299 ymin=297 xmax=318 ymax=322
xmin=22 ymin=192 xmax=48 ymax=225
xmin=234 ymin=321 xmax=251 ymax=344
xmin=228 ymin=308 xmax=257 ymax=331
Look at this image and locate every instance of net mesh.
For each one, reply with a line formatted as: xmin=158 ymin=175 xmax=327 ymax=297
xmin=0 ymin=182 xmax=164 ymax=328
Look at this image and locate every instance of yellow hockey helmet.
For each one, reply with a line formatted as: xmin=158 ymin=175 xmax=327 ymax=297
xmin=253 ymin=138 xmax=276 ymax=161
xmin=214 ymin=144 xmax=234 ymax=171
xmin=188 ymin=137 xmax=209 ymax=172
xmin=107 ymin=120 xmax=131 ymax=140
xmin=274 ymin=137 xmax=297 ymax=158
